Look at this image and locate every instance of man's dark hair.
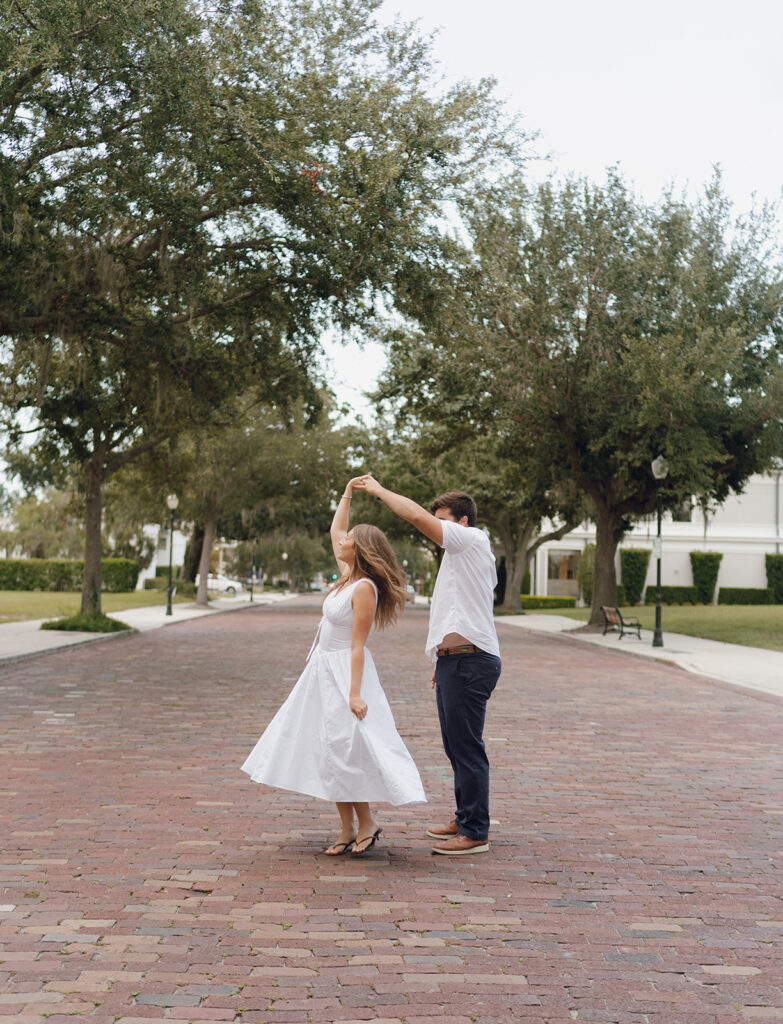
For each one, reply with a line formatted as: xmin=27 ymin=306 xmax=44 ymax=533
xmin=430 ymin=491 xmax=477 ymax=528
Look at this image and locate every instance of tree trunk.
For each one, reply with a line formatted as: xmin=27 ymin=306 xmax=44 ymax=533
xmin=183 ymin=523 xmax=205 ymax=582
xmin=500 ymin=524 xmax=535 ymax=612
xmin=195 ymin=514 xmax=217 ymax=607
xmin=81 ymin=459 xmax=104 ymax=615
xmin=589 ymin=505 xmax=624 ymax=625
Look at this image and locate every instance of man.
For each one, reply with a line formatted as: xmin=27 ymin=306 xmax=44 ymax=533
xmin=356 ymin=477 xmax=501 ymax=855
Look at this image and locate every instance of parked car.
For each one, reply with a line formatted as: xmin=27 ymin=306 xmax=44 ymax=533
xmin=195 ymin=572 xmax=244 ymax=596
xmin=405 ymin=584 xmax=416 ymax=603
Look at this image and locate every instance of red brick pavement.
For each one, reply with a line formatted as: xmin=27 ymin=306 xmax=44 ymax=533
xmin=2 ymin=596 xmax=783 ymax=1024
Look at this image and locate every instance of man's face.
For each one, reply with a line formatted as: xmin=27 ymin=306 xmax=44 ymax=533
xmin=435 ymin=508 xmax=469 ymax=527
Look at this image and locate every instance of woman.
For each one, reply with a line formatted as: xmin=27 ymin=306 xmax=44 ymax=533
xmin=241 ymin=477 xmax=426 ymax=855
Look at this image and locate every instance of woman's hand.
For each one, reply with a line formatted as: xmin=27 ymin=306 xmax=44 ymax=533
xmin=352 ymin=473 xmax=382 ymax=496
xmin=343 ymin=476 xmax=366 ymax=496
xmin=350 ymin=695 xmax=368 ymax=720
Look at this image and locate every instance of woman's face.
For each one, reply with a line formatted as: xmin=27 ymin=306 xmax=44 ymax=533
xmin=338 ymin=529 xmax=355 ymax=565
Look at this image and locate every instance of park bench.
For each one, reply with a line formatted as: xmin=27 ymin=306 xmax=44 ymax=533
xmin=601 ymin=605 xmax=642 ymax=640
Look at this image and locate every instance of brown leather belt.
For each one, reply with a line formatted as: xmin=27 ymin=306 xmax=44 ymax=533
xmin=436 ymin=644 xmax=482 ymax=657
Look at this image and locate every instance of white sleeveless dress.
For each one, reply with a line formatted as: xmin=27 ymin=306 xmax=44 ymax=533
xmin=241 ymin=579 xmax=426 ymax=805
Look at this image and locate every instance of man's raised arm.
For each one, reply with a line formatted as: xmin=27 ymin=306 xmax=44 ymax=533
xmin=354 ymin=475 xmax=443 ymax=546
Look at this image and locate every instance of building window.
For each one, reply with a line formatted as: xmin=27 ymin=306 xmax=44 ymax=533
xmin=547 ymin=550 xmax=580 ymax=596
xmin=671 ymin=499 xmax=693 ymax=523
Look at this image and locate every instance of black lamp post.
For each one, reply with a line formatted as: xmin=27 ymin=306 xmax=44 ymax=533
xmin=651 ymin=455 xmax=669 ymax=647
xmin=249 ymin=542 xmax=255 ymax=604
xmin=165 ymin=493 xmax=179 ymax=617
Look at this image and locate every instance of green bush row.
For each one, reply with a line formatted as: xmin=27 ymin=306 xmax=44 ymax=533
xmin=644 ymin=585 xmax=698 ymax=605
xmin=0 ymin=558 xmax=140 ymax=592
xmin=717 ymin=587 xmax=774 ymax=605
xmin=143 ymin=577 xmax=197 ymax=596
xmin=520 ymin=595 xmax=577 ymax=609
xmin=766 ymin=554 xmax=783 ymax=604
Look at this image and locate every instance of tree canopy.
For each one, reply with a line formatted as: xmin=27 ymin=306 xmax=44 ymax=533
xmin=0 ymin=0 xmax=515 ymax=615
xmin=380 ymin=170 xmax=783 ymax=620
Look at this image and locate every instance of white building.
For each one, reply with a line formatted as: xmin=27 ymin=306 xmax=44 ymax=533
xmin=531 ymin=470 xmax=783 ymax=601
xmin=136 ymin=523 xmax=188 ymax=589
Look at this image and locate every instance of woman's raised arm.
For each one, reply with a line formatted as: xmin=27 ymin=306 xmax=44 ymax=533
xmin=330 ymin=476 xmax=364 ymax=569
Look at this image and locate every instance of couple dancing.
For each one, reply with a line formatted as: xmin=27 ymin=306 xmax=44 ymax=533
xmin=241 ymin=475 xmax=501 ymax=857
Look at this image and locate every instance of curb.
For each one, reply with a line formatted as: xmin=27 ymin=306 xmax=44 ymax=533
xmin=0 ymin=626 xmax=139 ymax=668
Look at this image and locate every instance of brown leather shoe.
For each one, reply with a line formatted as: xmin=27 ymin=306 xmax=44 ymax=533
xmin=426 ymin=819 xmax=459 ymax=840
xmin=431 ymin=833 xmax=489 ymax=856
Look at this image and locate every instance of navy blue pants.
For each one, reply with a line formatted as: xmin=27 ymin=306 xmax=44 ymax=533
xmin=434 ymin=651 xmax=501 ymax=841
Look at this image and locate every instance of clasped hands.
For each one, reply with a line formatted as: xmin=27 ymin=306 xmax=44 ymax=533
xmin=345 ymin=473 xmax=382 ymax=498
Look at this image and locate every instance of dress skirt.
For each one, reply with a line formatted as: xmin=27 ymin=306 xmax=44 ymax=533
xmin=241 ymin=645 xmax=426 ymax=806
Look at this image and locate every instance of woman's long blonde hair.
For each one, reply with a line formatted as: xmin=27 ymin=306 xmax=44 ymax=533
xmin=335 ymin=524 xmax=407 ymax=629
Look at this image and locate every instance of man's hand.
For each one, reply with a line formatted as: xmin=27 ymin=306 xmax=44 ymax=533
xmin=354 ymin=475 xmax=444 ymax=546
xmin=350 ymin=695 xmax=368 ymax=720
xmin=431 ymin=668 xmax=436 ymax=690
xmin=353 ymin=473 xmax=382 ymax=497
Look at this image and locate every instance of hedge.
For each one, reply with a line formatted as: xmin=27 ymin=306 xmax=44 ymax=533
xmin=766 ymin=554 xmax=783 ymax=604
xmin=144 ymin=577 xmax=196 ymax=596
xmin=644 ymin=585 xmax=698 ymax=605
xmin=620 ymin=548 xmax=651 ymax=606
xmin=690 ymin=551 xmax=723 ymax=604
xmin=0 ymin=558 xmax=140 ymax=592
xmin=520 ymin=595 xmax=577 ymax=609
xmin=717 ymin=587 xmax=774 ymax=605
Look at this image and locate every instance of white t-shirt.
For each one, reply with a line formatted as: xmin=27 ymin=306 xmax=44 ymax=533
xmin=425 ymin=519 xmax=500 ymax=662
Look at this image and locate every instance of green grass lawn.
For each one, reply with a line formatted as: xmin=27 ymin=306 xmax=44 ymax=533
xmin=535 ymin=604 xmax=783 ymax=652
xmin=0 ymin=590 xmax=192 ymax=624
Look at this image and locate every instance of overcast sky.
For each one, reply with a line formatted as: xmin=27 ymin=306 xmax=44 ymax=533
xmin=323 ymin=0 xmax=783 ymax=418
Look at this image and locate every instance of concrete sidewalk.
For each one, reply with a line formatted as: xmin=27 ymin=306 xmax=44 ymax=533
xmin=500 ymin=612 xmax=783 ymax=701
xmin=0 ymin=591 xmax=295 ymax=665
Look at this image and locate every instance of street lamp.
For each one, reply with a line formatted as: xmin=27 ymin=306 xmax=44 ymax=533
xmin=165 ymin=493 xmax=179 ymax=617
xmin=249 ymin=541 xmax=255 ymax=604
xmin=651 ymin=456 xmax=669 ymax=647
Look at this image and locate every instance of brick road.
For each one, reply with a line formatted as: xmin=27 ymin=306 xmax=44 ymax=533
xmin=2 ymin=596 xmax=783 ymax=1024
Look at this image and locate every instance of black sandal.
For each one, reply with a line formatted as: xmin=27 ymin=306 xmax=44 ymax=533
xmin=324 ymin=837 xmax=355 ymax=856
xmin=351 ymin=827 xmax=382 ymax=856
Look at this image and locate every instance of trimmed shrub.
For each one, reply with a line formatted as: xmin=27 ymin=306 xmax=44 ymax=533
xmin=620 ymin=548 xmax=651 ymax=606
xmin=520 ymin=595 xmax=577 ymax=609
xmin=155 ymin=565 xmax=182 ymax=578
xmin=644 ymin=585 xmax=698 ymax=605
xmin=616 ymin=584 xmax=626 ymax=606
xmin=718 ymin=587 xmax=774 ymax=605
xmin=577 ymin=543 xmax=595 ymax=606
xmin=690 ymin=551 xmax=723 ymax=604
xmin=766 ymin=554 xmax=783 ymax=604
xmin=0 ymin=558 xmax=139 ymax=592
